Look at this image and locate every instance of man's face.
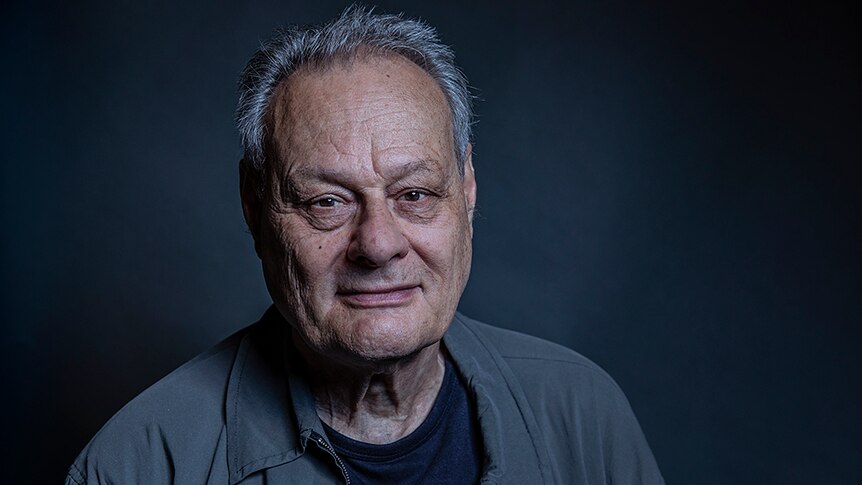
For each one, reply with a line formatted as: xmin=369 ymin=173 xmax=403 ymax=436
xmin=245 ymin=55 xmax=476 ymax=367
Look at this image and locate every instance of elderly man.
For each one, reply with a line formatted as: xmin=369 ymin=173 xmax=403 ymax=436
xmin=67 ymin=7 xmax=663 ymax=484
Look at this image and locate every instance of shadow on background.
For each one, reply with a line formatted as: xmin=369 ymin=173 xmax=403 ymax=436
xmin=1 ymin=0 xmax=859 ymax=483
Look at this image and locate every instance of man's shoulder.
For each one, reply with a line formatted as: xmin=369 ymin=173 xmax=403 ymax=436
xmin=455 ymin=313 xmax=617 ymax=383
xmin=104 ymin=325 xmax=246 ymax=426
xmin=67 ymin=323 xmax=254 ymax=484
xmin=451 ymin=313 xmax=664 ymax=484
xmin=452 ymin=313 xmax=629 ymax=410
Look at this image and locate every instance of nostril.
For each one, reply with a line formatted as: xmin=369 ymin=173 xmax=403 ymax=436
xmin=346 ymin=204 xmax=409 ymax=267
xmin=347 ymin=231 xmax=409 ymax=268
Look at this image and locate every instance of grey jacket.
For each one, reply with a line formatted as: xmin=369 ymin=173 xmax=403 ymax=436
xmin=66 ymin=308 xmax=664 ymax=484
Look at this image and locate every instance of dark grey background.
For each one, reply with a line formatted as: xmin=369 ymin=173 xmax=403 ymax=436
xmin=1 ymin=0 xmax=859 ymax=483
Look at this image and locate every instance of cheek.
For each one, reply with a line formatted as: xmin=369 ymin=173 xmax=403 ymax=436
xmin=410 ymin=210 xmax=472 ymax=275
xmin=266 ymin=216 xmax=348 ymax=290
xmin=259 ymin=223 xmax=299 ymax=296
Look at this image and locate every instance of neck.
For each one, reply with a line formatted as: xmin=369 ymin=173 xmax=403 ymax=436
xmin=292 ymin=331 xmax=447 ymax=444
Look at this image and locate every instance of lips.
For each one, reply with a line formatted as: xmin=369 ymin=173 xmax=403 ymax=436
xmin=337 ymin=285 xmax=419 ymax=308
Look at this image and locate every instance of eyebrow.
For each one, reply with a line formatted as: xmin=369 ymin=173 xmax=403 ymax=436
xmin=384 ymin=159 xmax=442 ymax=181
xmin=286 ymin=159 xmax=444 ymax=187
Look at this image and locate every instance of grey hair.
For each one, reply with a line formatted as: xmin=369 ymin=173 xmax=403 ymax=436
xmin=236 ymin=5 xmax=474 ymax=183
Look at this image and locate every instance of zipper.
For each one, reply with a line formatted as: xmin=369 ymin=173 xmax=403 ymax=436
xmin=311 ymin=432 xmax=352 ymax=485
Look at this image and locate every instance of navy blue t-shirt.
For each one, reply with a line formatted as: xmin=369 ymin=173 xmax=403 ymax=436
xmin=323 ymin=356 xmax=483 ymax=484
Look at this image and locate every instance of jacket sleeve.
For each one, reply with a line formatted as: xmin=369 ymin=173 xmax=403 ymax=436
xmin=594 ymin=377 xmax=665 ymax=484
xmin=63 ymin=421 xmax=180 ymax=485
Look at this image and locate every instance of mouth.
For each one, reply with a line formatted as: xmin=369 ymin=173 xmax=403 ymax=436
xmin=337 ymin=285 xmax=419 ymax=308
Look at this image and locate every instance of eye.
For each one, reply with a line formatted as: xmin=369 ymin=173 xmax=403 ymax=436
xmin=301 ymin=194 xmax=353 ymax=230
xmin=399 ymin=190 xmax=427 ymax=202
xmin=309 ymin=196 xmax=343 ymax=208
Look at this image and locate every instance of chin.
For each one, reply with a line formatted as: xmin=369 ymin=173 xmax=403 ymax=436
xmin=347 ymin=338 xmax=438 ymax=368
xmin=341 ymin=312 xmax=444 ymax=362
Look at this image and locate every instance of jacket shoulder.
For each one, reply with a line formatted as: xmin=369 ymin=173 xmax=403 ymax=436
xmin=455 ymin=313 xmax=618 ymax=387
xmin=453 ymin=313 xmax=665 ymax=484
xmin=66 ymin=325 xmax=251 ymax=484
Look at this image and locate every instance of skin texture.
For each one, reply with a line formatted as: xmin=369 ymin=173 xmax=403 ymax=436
xmin=240 ymin=54 xmax=477 ymax=443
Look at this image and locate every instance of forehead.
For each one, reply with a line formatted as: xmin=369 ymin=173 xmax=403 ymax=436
xmin=267 ymin=54 xmax=455 ymax=178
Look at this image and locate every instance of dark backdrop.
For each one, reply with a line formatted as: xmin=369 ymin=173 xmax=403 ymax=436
xmin=1 ymin=1 xmax=859 ymax=483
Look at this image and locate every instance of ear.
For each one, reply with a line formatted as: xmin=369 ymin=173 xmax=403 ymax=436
xmin=462 ymin=143 xmax=477 ymax=236
xmin=239 ymin=159 xmax=263 ymax=258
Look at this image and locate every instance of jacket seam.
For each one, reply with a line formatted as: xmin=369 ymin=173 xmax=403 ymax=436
xmin=501 ymin=355 xmax=593 ymax=365
xmin=67 ymin=463 xmax=85 ymax=485
xmin=236 ymin=446 xmax=304 ymax=475
xmin=229 ymin=339 xmax=250 ymax=481
xmin=501 ymin=355 xmax=626 ymax=394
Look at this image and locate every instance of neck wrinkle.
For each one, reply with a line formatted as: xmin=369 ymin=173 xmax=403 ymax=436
xmin=291 ymin=329 xmax=447 ymax=444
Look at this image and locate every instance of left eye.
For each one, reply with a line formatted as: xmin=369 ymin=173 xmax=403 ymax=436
xmin=400 ymin=190 xmax=426 ymax=202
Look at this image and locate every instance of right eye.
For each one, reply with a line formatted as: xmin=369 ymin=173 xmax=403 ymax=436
xmin=301 ymin=195 xmax=353 ymax=230
xmin=310 ymin=196 xmax=343 ymax=208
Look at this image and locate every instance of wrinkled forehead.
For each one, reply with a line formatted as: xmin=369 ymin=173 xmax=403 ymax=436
xmin=264 ymin=54 xmax=456 ymax=175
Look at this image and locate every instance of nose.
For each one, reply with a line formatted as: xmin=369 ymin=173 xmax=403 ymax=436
xmin=347 ymin=198 xmax=409 ymax=268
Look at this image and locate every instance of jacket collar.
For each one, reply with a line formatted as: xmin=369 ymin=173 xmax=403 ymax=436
xmin=225 ymin=307 xmax=312 ymax=483
xmin=224 ymin=308 xmax=550 ymax=484
xmin=445 ymin=313 xmax=551 ymax=484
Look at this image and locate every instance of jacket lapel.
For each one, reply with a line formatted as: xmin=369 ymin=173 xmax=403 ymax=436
xmin=445 ymin=313 xmax=553 ymax=484
xmin=225 ymin=309 xmax=304 ymax=483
